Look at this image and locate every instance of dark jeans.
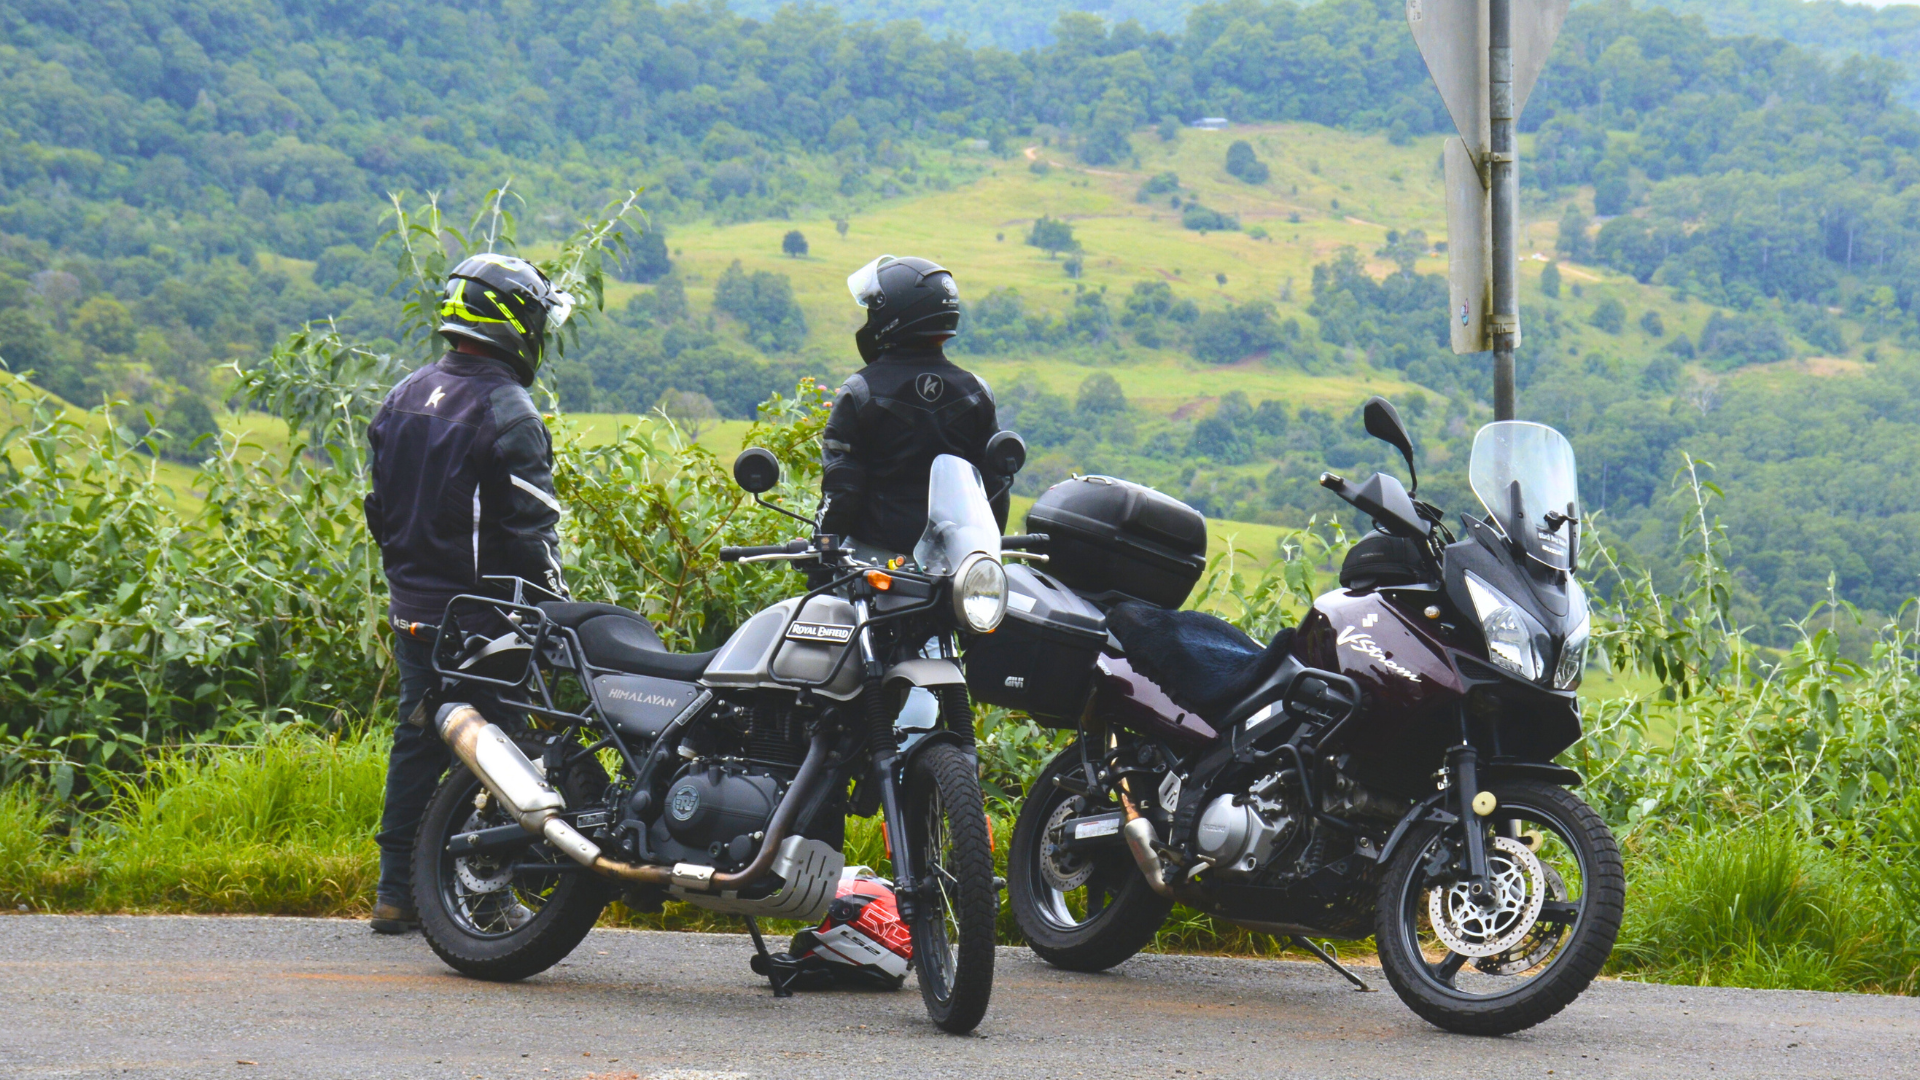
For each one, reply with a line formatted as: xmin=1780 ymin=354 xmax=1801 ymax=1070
xmin=375 ymin=630 xmax=451 ymax=910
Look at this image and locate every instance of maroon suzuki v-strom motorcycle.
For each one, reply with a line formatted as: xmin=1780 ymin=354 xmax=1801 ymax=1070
xmin=983 ymin=399 xmax=1623 ymax=1035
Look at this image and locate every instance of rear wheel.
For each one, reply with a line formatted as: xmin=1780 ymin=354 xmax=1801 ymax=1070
xmin=1007 ymin=742 xmax=1172 ymax=972
xmin=1374 ymin=779 xmax=1624 ymax=1036
xmin=902 ymin=741 xmax=997 ymax=1034
xmin=413 ymin=744 xmax=614 ymax=982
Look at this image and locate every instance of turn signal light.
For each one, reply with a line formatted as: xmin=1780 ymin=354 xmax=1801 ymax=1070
xmin=866 ymin=570 xmax=893 ymax=590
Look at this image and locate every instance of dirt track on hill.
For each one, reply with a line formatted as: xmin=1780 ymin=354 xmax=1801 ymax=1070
xmin=3 ymin=915 xmax=1917 ymax=1079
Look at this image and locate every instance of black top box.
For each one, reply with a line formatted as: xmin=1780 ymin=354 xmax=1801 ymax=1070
xmin=1026 ymin=475 xmax=1208 ymax=609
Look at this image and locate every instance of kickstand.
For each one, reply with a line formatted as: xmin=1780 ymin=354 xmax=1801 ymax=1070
xmin=745 ymin=917 xmax=798 ymax=998
xmin=1290 ymin=935 xmax=1373 ymax=992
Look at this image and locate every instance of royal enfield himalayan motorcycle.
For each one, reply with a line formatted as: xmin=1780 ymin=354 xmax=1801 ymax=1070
xmin=1000 ymin=400 xmax=1624 ymax=1035
xmin=410 ymin=436 xmax=1029 ymax=1033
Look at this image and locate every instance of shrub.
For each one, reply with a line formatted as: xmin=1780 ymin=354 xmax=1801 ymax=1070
xmin=1590 ymin=296 xmax=1626 ymax=334
xmin=1182 ymin=204 xmax=1239 ymax=232
xmin=1136 ymin=172 xmax=1180 ymax=202
xmin=1225 ymin=140 xmax=1270 ymax=184
xmin=1190 ymin=300 xmax=1283 ymax=363
xmin=1640 ymin=308 xmax=1665 ymax=336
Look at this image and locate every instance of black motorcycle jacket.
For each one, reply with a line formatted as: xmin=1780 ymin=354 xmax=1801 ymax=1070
xmin=365 ymin=351 xmax=567 ymax=626
xmin=819 ymin=346 xmax=1007 ymax=555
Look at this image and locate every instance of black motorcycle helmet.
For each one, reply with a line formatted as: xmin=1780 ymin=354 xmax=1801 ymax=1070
xmin=437 ymin=253 xmax=575 ymax=386
xmin=846 ymin=254 xmax=960 ymax=362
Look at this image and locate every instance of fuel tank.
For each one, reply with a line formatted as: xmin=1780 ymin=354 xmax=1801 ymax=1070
xmin=703 ymin=595 xmax=863 ymax=700
xmin=1291 ymin=587 xmax=1468 ymax=798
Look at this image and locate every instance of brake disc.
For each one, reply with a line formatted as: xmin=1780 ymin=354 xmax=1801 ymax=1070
xmin=1040 ymin=797 xmax=1096 ymax=893
xmin=1428 ymin=835 xmax=1547 ymax=958
xmin=1478 ymin=861 xmax=1569 ymax=975
xmin=456 ymin=855 xmax=515 ymax=895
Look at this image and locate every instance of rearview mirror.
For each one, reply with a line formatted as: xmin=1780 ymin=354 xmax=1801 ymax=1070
xmin=1350 ymin=471 xmax=1430 ymax=539
xmin=1362 ymin=396 xmax=1418 ymax=493
xmin=985 ymin=430 xmax=1027 ymax=478
xmin=732 ymin=447 xmax=781 ymax=494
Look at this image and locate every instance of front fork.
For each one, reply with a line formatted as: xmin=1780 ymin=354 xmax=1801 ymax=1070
xmin=1447 ymin=744 xmax=1495 ymax=905
xmin=855 ymin=602 xmax=921 ymax=922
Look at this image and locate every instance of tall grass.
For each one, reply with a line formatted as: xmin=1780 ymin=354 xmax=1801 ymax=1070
xmin=1613 ymin=826 xmax=1920 ymax=993
xmin=1 ymin=732 xmax=383 ymax=915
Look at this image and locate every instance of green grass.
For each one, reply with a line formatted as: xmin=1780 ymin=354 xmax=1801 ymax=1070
xmin=1611 ymin=825 xmax=1920 ymax=993
xmin=7 ymin=729 xmax=1916 ymax=994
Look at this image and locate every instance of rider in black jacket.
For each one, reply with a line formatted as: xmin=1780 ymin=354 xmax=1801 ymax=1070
xmin=362 ymin=253 xmax=575 ymax=933
xmin=820 ymin=255 xmax=1007 ymax=556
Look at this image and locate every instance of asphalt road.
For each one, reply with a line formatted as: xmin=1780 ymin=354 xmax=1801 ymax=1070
xmin=2 ymin=915 xmax=1916 ymax=1080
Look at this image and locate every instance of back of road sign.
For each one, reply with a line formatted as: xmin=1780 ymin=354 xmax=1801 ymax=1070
xmin=1407 ymin=0 xmax=1568 ymax=157
xmin=1443 ymin=137 xmax=1490 ymax=355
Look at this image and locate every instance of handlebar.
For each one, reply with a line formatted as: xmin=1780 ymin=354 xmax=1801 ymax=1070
xmin=1001 ymin=533 xmax=1049 ymax=551
xmin=719 ymin=539 xmax=813 ymax=562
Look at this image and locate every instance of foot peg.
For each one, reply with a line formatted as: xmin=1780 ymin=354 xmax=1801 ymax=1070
xmin=1290 ymin=935 xmax=1373 ymax=992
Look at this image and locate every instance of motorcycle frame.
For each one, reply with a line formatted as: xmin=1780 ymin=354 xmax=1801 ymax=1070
xmin=422 ymin=572 xmax=974 ymax=914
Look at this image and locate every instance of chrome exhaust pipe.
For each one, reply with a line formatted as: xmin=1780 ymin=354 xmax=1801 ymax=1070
xmin=436 ymin=704 xmax=604 ymax=868
xmin=436 ymin=704 xmax=834 ymax=893
xmin=1117 ymin=785 xmax=1182 ymax=900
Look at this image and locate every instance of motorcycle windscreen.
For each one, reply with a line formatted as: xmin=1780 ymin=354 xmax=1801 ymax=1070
xmin=912 ymin=454 xmax=1001 ymax=574
xmin=1469 ymin=421 xmax=1580 ymax=570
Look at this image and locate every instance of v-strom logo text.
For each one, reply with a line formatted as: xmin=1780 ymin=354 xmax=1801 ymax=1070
xmin=1337 ymin=624 xmax=1421 ymax=682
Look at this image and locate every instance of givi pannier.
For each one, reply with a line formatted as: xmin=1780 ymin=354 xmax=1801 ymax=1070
xmin=1025 ymin=475 xmax=1207 ymax=608
xmin=963 ymin=564 xmax=1107 ymax=722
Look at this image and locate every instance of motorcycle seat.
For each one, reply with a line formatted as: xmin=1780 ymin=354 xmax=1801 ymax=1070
xmin=1106 ymin=601 xmax=1295 ymax=723
xmin=537 ymin=602 xmax=715 ymax=680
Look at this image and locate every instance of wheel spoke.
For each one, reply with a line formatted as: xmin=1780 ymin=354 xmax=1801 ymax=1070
xmin=1435 ymin=950 xmax=1469 ymax=987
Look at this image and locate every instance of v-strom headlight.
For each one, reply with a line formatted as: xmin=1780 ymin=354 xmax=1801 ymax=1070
xmin=953 ymin=553 xmax=1007 ymax=633
xmin=1554 ymin=580 xmax=1590 ymax=690
xmin=1464 ymin=572 xmax=1542 ymax=681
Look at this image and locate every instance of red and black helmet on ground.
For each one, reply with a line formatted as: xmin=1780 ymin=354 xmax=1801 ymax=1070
xmin=436 ymin=253 xmax=576 ymax=386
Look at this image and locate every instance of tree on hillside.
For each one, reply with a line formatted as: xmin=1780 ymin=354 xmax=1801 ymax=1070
xmin=616 ymin=226 xmax=672 ymax=283
xmin=713 ymin=261 xmax=808 ymax=353
xmin=1182 ymin=204 xmax=1239 ymax=232
xmin=1557 ymin=205 xmax=1593 ymax=263
xmin=1590 ymin=296 xmax=1626 ymax=334
xmin=1028 ymin=216 xmax=1077 ymax=257
xmin=655 ymin=388 xmax=721 ymax=441
xmin=782 ymin=230 xmax=808 ymax=257
xmin=1541 ymin=261 xmax=1562 ymax=298
xmin=1225 ymin=140 xmax=1270 ymax=184
xmin=1076 ymin=371 xmax=1127 ymax=416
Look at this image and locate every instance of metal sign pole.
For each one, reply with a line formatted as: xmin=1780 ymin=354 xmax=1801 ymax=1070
xmin=1488 ymin=0 xmax=1516 ymax=420
xmin=1408 ymin=0 xmax=1563 ymax=422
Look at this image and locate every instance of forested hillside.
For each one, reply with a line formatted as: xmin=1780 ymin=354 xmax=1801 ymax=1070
xmin=9 ymin=0 xmax=1920 ymax=634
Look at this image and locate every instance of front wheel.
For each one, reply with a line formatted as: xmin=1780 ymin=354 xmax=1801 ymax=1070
xmin=413 ymin=743 xmax=614 ymax=982
xmin=1375 ymin=779 xmax=1624 ymax=1036
xmin=902 ymin=741 xmax=997 ymax=1033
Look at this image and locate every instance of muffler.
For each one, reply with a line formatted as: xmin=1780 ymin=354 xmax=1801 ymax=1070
xmin=436 ymin=704 xmax=604 ymax=868
xmin=1117 ymin=785 xmax=1182 ymax=901
xmin=435 ymin=703 xmax=832 ymax=894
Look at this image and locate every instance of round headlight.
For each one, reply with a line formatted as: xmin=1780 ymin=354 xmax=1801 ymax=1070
xmin=954 ymin=554 xmax=1007 ymax=633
